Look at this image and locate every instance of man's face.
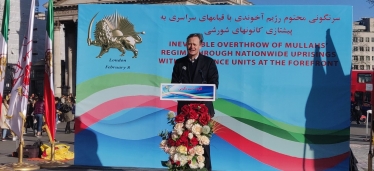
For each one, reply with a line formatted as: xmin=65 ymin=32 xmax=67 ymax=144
xmin=187 ymin=36 xmax=202 ymax=58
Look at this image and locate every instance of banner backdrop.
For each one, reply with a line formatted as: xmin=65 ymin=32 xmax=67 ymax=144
xmin=76 ymin=5 xmax=352 ymax=170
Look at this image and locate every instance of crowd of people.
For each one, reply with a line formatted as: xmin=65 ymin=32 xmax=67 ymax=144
xmin=0 ymin=93 xmax=76 ymax=141
xmin=351 ymin=101 xmax=371 ymax=124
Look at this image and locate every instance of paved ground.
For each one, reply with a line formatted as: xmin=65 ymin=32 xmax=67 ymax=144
xmin=0 ymin=121 xmax=372 ymax=170
xmin=350 ymin=122 xmax=374 ymax=171
xmin=0 ymin=122 xmax=75 ymax=165
xmin=0 ymin=122 xmax=166 ymax=171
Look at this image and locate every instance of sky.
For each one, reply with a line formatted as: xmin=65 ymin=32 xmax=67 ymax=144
xmin=38 ymin=0 xmax=372 ymax=21
xmin=38 ymin=0 xmax=48 ymax=11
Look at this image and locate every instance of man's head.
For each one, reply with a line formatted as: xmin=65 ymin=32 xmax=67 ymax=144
xmin=186 ymin=33 xmax=203 ymax=58
xmin=55 ymin=97 xmax=60 ymax=104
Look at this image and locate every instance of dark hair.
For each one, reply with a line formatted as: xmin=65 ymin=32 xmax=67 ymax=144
xmin=187 ymin=33 xmax=203 ymax=44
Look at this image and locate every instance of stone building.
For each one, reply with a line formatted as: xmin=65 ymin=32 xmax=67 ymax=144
xmin=352 ymin=18 xmax=374 ymax=71
xmin=47 ymin=0 xmax=253 ymax=97
xmin=0 ymin=0 xmax=47 ymax=95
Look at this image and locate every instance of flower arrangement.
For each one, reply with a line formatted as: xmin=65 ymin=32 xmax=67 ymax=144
xmin=159 ymin=103 xmax=215 ymax=171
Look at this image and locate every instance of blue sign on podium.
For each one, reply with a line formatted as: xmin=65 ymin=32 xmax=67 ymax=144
xmin=160 ymin=83 xmax=216 ymax=101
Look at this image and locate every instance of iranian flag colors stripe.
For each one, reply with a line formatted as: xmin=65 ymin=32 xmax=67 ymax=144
xmin=43 ymin=0 xmax=56 ymax=140
xmin=0 ymin=0 xmax=9 ymax=43
xmin=214 ymin=122 xmax=350 ymax=170
xmin=0 ymin=0 xmax=9 ymax=119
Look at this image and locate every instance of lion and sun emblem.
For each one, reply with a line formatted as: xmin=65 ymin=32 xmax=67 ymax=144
xmin=87 ymin=12 xmax=145 ymax=58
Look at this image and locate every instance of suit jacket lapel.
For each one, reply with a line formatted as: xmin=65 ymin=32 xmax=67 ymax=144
xmin=183 ymin=57 xmax=192 ymax=83
xmin=192 ymin=54 xmax=204 ymax=83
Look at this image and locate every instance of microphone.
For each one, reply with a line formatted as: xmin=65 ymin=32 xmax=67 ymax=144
xmin=179 ymin=66 xmax=186 ymax=83
xmin=199 ymin=69 xmax=207 ymax=84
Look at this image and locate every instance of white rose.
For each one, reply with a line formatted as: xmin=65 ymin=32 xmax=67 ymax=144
xmin=199 ymin=135 xmax=210 ymax=145
xmin=167 ymin=111 xmax=175 ymax=119
xmin=198 ymin=162 xmax=205 ymax=169
xmin=194 ymin=145 xmax=204 ymax=156
xmin=163 ymin=146 xmax=170 ymax=153
xmin=174 ymin=123 xmax=184 ymax=132
xmin=179 ymin=154 xmax=189 ymax=166
xmin=197 ymin=155 xmax=205 ymax=163
xmin=172 ymin=131 xmax=179 ymax=140
xmin=177 ymin=130 xmax=184 ymax=136
xmin=160 ymin=140 xmax=167 ymax=147
xmin=189 ymin=160 xmax=199 ymax=169
xmin=191 ymin=124 xmax=202 ymax=135
xmin=188 ymin=147 xmax=195 ymax=155
xmin=188 ymin=133 xmax=194 ymax=139
xmin=173 ymin=153 xmax=181 ymax=162
xmin=185 ymin=119 xmax=195 ymax=130
xmin=168 ymin=146 xmax=176 ymax=155
xmin=202 ymin=125 xmax=211 ymax=134
xmin=195 ymin=134 xmax=201 ymax=139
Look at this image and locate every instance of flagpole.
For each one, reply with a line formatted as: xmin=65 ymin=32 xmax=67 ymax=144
xmin=38 ymin=0 xmax=68 ymax=168
xmin=18 ymin=113 xmax=25 ymax=164
xmin=4 ymin=116 xmax=40 ymax=170
xmin=4 ymin=115 xmax=40 ymax=170
xmin=38 ymin=117 xmax=69 ymax=168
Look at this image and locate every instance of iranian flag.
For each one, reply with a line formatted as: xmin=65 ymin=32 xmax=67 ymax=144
xmin=43 ymin=0 xmax=56 ymax=141
xmin=0 ymin=0 xmax=9 ymax=121
xmin=6 ymin=0 xmax=35 ymax=138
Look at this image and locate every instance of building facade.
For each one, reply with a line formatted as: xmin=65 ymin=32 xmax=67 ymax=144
xmin=47 ymin=0 xmax=253 ymax=97
xmin=0 ymin=0 xmax=48 ymax=95
xmin=352 ymin=18 xmax=374 ymax=71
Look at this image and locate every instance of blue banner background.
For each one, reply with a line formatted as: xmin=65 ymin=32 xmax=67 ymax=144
xmin=76 ymin=4 xmax=352 ymax=170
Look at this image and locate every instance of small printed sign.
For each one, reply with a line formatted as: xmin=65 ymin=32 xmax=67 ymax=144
xmin=366 ymin=84 xmax=373 ymax=91
xmin=160 ymin=83 xmax=216 ymax=101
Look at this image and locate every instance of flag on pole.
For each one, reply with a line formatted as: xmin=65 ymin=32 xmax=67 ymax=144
xmin=6 ymin=0 xmax=35 ymax=138
xmin=0 ymin=0 xmax=9 ymax=121
xmin=43 ymin=0 xmax=56 ymax=141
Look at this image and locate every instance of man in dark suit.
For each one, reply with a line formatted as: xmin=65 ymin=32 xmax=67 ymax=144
xmin=171 ymin=33 xmax=219 ymax=171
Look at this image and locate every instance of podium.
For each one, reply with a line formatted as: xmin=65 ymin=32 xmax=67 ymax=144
xmin=160 ymin=83 xmax=216 ymax=101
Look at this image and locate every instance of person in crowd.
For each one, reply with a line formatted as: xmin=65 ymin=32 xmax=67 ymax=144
xmin=61 ymin=95 xmax=66 ymax=104
xmin=55 ymin=97 xmax=62 ymax=124
xmin=68 ymin=93 xmax=73 ymax=99
xmin=29 ymin=93 xmax=35 ymax=100
xmin=71 ymin=98 xmax=76 ymax=130
xmin=33 ymin=96 xmax=45 ymax=137
xmin=171 ymin=33 xmax=219 ymax=171
xmin=361 ymin=102 xmax=371 ymax=122
xmin=353 ymin=102 xmax=362 ymax=124
xmin=25 ymin=97 xmax=36 ymax=133
xmin=54 ymin=97 xmax=63 ymax=143
xmin=0 ymin=97 xmax=9 ymax=141
xmin=62 ymin=97 xmax=74 ymax=134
